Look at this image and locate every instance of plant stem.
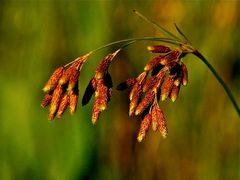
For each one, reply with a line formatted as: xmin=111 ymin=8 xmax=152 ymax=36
xmin=193 ymin=50 xmax=240 ymax=116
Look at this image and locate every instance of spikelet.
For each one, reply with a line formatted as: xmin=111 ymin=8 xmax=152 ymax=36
xmin=135 ymin=91 xmax=155 ymax=116
xmin=129 ymin=84 xmax=142 ymax=116
xmin=144 ymin=56 xmax=163 ymax=71
xmin=160 ymin=50 xmax=180 ymax=65
xmin=48 ymin=84 xmax=63 ymax=120
xmin=57 ymin=95 xmax=69 ymax=118
xmin=161 ymin=75 xmax=174 ymax=101
xmin=142 ymin=76 xmax=158 ymax=93
xmin=41 ymin=93 xmax=52 ymax=108
xmin=137 ymin=113 xmax=152 ymax=142
xmin=92 ymin=101 xmax=101 ymax=124
xmin=181 ymin=63 xmax=188 ymax=86
xmin=43 ymin=66 xmax=64 ymax=92
xmin=170 ymin=85 xmax=180 ymax=102
xmin=129 ymin=72 xmax=147 ymax=101
xmin=147 ymin=45 xmax=171 ymax=53
xmin=59 ymin=62 xmax=79 ymax=85
xmin=69 ymin=83 xmax=79 ymax=114
xmin=67 ymin=69 xmax=80 ymax=92
xmin=116 ymin=78 xmax=136 ymax=91
xmin=95 ymin=50 xmax=120 ymax=79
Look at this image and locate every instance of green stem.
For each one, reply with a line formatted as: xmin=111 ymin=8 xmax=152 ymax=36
xmin=193 ymin=50 xmax=240 ymax=116
xmin=65 ymin=37 xmax=180 ymax=67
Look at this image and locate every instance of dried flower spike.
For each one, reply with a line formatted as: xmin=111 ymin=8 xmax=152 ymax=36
xmin=137 ymin=113 xmax=152 ymax=142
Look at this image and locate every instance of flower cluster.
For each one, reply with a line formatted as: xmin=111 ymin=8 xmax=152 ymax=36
xmin=117 ymin=45 xmax=188 ymax=142
xmin=41 ymin=44 xmax=188 ymax=142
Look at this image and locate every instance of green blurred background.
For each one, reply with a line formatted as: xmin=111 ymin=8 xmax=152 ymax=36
xmin=0 ymin=0 xmax=239 ymax=179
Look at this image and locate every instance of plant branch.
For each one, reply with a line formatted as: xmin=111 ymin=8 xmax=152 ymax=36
xmin=193 ymin=50 xmax=240 ymax=116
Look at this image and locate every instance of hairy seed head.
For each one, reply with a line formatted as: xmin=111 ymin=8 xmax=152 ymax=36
xmin=181 ymin=63 xmax=188 ymax=86
xmin=43 ymin=66 xmax=64 ymax=92
xmin=137 ymin=113 xmax=152 ymax=142
xmin=48 ymin=84 xmax=63 ymax=120
xmin=147 ymin=45 xmax=171 ymax=53
xmin=135 ymin=91 xmax=155 ymax=116
xmin=161 ymin=75 xmax=174 ymax=101
xmin=56 ymin=95 xmax=70 ymax=118
xmin=41 ymin=93 xmax=52 ymax=108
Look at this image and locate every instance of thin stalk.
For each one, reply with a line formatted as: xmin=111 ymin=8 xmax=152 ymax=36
xmin=133 ymin=10 xmax=182 ymax=42
xmin=193 ymin=50 xmax=240 ymax=116
xmin=64 ymin=37 xmax=180 ymax=67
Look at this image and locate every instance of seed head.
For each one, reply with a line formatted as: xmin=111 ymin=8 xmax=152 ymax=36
xmin=48 ymin=84 xmax=63 ymax=120
xmin=69 ymin=83 xmax=79 ymax=114
xmin=160 ymin=50 xmax=180 ymax=65
xmin=181 ymin=63 xmax=188 ymax=86
xmin=67 ymin=69 xmax=80 ymax=92
xmin=41 ymin=93 xmax=52 ymax=108
xmin=144 ymin=56 xmax=163 ymax=71
xmin=137 ymin=113 xmax=152 ymax=142
xmin=57 ymin=94 xmax=70 ymax=118
xmin=43 ymin=66 xmax=64 ymax=92
xmin=147 ymin=45 xmax=171 ymax=53
xmin=170 ymin=85 xmax=180 ymax=102
xmin=135 ymin=91 xmax=155 ymax=116
xmin=161 ymin=75 xmax=174 ymax=101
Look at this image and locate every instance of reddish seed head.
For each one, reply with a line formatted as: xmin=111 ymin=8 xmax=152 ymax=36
xmin=41 ymin=93 xmax=52 ymax=108
xmin=67 ymin=69 xmax=80 ymax=92
xmin=57 ymin=95 xmax=70 ymax=118
xmin=69 ymin=90 xmax=78 ymax=114
xmin=48 ymin=84 xmax=63 ymax=120
xmin=170 ymin=85 xmax=180 ymax=102
xmin=181 ymin=63 xmax=188 ymax=86
xmin=137 ymin=113 xmax=152 ymax=142
xmin=59 ymin=63 xmax=78 ymax=85
xmin=161 ymin=75 xmax=174 ymax=101
xmin=135 ymin=91 xmax=155 ymax=116
xmin=160 ymin=50 xmax=180 ymax=65
xmin=144 ymin=56 xmax=163 ymax=71
xmin=43 ymin=66 xmax=64 ymax=92
xmin=147 ymin=45 xmax=171 ymax=53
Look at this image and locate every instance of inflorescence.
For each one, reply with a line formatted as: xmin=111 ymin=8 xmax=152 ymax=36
xmin=41 ymin=10 xmax=240 ymax=143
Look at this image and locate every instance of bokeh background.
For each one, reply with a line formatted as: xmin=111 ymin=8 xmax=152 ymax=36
xmin=0 ymin=0 xmax=239 ymax=179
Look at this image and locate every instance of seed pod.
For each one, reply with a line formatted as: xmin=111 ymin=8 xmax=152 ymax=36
xmin=135 ymin=91 xmax=155 ymax=116
xmin=129 ymin=85 xmax=142 ymax=116
xmin=160 ymin=50 xmax=180 ymax=65
xmin=82 ymin=78 xmax=97 ymax=106
xmin=92 ymin=101 xmax=101 ymax=124
xmin=181 ymin=63 xmax=188 ymax=86
xmin=137 ymin=113 xmax=152 ymax=142
xmin=161 ymin=75 xmax=174 ymax=101
xmin=152 ymin=70 xmax=166 ymax=94
xmin=143 ymin=76 xmax=158 ymax=93
xmin=69 ymin=83 xmax=79 ymax=114
xmin=144 ymin=56 xmax=163 ymax=71
xmin=95 ymin=50 xmax=119 ymax=79
xmin=59 ymin=62 xmax=79 ymax=85
xmin=129 ymin=72 xmax=147 ymax=101
xmin=95 ymin=79 xmax=108 ymax=110
xmin=56 ymin=95 xmax=70 ymax=118
xmin=147 ymin=45 xmax=171 ymax=53
xmin=151 ymin=104 xmax=168 ymax=138
xmin=48 ymin=84 xmax=63 ymax=120
xmin=41 ymin=93 xmax=52 ymax=108
xmin=116 ymin=78 xmax=136 ymax=91
xmin=170 ymin=85 xmax=180 ymax=102
xmin=43 ymin=66 xmax=64 ymax=92
xmin=67 ymin=69 xmax=80 ymax=92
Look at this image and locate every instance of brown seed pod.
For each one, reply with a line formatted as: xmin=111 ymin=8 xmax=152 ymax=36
xmin=43 ymin=66 xmax=64 ymax=92
xmin=161 ymin=75 xmax=174 ymax=101
xmin=82 ymin=78 xmax=97 ymax=106
xmin=135 ymin=91 xmax=155 ymax=116
xmin=41 ymin=93 xmax=52 ymax=108
xmin=147 ymin=45 xmax=171 ymax=53
xmin=129 ymin=85 xmax=142 ymax=116
xmin=116 ymin=78 xmax=136 ymax=91
xmin=69 ymin=83 xmax=79 ymax=114
xmin=137 ymin=113 xmax=152 ymax=142
xmin=151 ymin=103 xmax=168 ymax=137
xmin=181 ymin=63 xmax=188 ymax=86
xmin=48 ymin=84 xmax=63 ymax=120
xmin=152 ymin=70 xmax=166 ymax=94
xmin=144 ymin=56 xmax=163 ymax=71
xmin=56 ymin=95 xmax=70 ymax=118
xmin=92 ymin=101 xmax=101 ymax=124
xmin=67 ymin=69 xmax=80 ymax=92
xmin=59 ymin=62 xmax=79 ymax=85
xmin=142 ymin=76 xmax=158 ymax=93
xmin=170 ymin=85 xmax=180 ymax=102
xmin=160 ymin=50 xmax=180 ymax=65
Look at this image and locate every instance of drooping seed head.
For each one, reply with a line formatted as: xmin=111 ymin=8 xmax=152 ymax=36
xmin=56 ymin=94 xmax=70 ymax=118
xmin=48 ymin=84 xmax=63 ymax=120
xmin=135 ymin=91 xmax=155 ymax=116
xmin=43 ymin=66 xmax=64 ymax=92
xmin=161 ymin=75 xmax=174 ymax=101
xmin=142 ymin=76 xmax=158 ymax=93
xmin=67 ymin=69 xmax=80 ymax=92
xmin=147 ymin=45 xmax=171 ymax=54
xmin=144 ymin=56 xmax=163 ymax=71
xmin=59 ymin=62 xmax=79 ymax=85
xmin=69 ymin=83 xmax=79 ymax=114
xmin=170 ymin=85 xmax=180 ymax=102
xmin=137 ymin=113 xmax=152 ymax=142
xmin=129 ymin=86 xmax=142 ymax=116
xmin=160 ymin=50 xmax=180 ymax=65
xmin=41 ymin=93 xmax=52 ymax=108
xmin=181 ymin=63 xmax=188 ymax=86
